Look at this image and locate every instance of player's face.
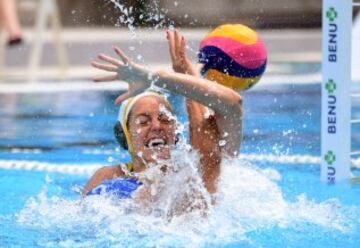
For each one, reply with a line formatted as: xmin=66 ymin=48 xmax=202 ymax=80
xmin=128 ymin=96 xmax=176 ymax=165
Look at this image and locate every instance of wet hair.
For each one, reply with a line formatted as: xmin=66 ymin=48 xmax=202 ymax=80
xmin=114 ymin=121 xmax=128 ymax=150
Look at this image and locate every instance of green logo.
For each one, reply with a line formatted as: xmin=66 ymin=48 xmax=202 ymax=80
xmin=325 ymin=151 xmax=336 ymax=165
xmin=326 ymin=7 xmax=337 ymax=22
xmin=325 ymin=79 xmax=336 ymax=94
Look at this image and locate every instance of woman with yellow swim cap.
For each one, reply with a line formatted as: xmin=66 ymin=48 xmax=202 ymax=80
xmin=83 ymin=30 xmax=243 ymax=207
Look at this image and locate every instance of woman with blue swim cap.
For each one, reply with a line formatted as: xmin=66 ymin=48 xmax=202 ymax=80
xmin=83 ymin=30 xmax=243 ymax=207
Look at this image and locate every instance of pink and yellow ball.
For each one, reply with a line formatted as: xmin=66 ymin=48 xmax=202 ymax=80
xmin=199 ymin=24 xmax=267 ymax=91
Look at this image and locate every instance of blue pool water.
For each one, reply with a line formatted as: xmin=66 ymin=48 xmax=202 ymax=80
xmin=1 ymin=83 xmax=360 ymax=247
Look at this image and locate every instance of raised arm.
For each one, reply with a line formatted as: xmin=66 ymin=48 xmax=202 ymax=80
xmin=92 ymin=46 xmax=242 ymax=118
xmin=155 ymin=71 xmax=242 ymax=114
xmin=165 ymin=30 xmax=243 ymax=194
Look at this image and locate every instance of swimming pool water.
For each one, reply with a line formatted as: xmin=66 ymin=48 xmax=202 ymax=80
xmin=0 ymin=84 xmax=322 ymax=161
xmin=1 ymin=83 xmax=360 ymax=247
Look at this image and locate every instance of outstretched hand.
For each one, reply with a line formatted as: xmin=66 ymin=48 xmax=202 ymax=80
xmin=166 ymin=29 xmax=199 ymax=76
xmin=91 ymin=46 xmax=152 ymax=104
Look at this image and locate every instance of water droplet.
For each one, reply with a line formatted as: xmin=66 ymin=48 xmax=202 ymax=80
xmin=107 ymin=156 xmax=114 ymax=163
xmin=123 ymin=8 xmax=128 ymax=16
xmin=147 ymin=73 xmax=154 ymax=80
xmin=151 ymin=185 xmax=157 ymax=196
xmin=282 ymin=129 xmax=292 ymax=136
xmin=219 ymin=140 xmax=226 ymax=147
xmin=204 ymin=108 xmax=214 ymax=119
xmin=45 ymin=175 xmax=52 ymax=183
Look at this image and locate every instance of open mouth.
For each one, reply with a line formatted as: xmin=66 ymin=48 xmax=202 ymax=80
xmin=146 ymin=138 xmax=167 ymax=148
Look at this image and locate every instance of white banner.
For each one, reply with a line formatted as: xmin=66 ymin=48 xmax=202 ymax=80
xmin=321 ymin=0 xmax=352 ymax=182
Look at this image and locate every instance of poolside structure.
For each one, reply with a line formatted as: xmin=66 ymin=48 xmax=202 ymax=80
xmin=0 ymin=0 xmax=68 ymax=81
xmin=321 ymin=0 xmax=359 ymax=182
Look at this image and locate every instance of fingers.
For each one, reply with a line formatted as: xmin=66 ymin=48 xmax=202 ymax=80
xmin=93 ymin=74 xmax=117 ymax=82
xmin=167 ymin=30 xmax=176 ymax=62
xmin=97 ymin=53 xmax=123 ymax=67
xmin=91 ymin=61 xmax=118 ymax=72
xmin=174 ymin=29 xmax=181 ymax=57
xmin=115 ymin=91 xmax=134 ymax=105
xmin=113 ymin=46 xmax=130 ymax=64
xmin=167 ymin=29 xmax=186 ymax=61
xmin=179 ymin=35 xmax=186 ymax=58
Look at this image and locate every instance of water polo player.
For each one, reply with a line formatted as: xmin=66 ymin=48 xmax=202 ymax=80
xmin=83 ymin=50 xmax=243 ymax=198
xmin=83 ymin=25 xmax=266 ymax=204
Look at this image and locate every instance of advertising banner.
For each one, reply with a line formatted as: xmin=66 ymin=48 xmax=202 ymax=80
xmin=321 ymin=0 xmax=352 ymax=182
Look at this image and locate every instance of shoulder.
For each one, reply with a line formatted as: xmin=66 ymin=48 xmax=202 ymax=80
xmin=94 ymin=165 xmax=125 ymax=179
xmin=82 ymin=164 xmax=125 ymax=195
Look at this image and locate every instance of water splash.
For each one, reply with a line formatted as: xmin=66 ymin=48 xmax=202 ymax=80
xmin=15 ymin=154 xmax=354 ymax=247
xmin=109 ymin=0 xmax=168 ymax=36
